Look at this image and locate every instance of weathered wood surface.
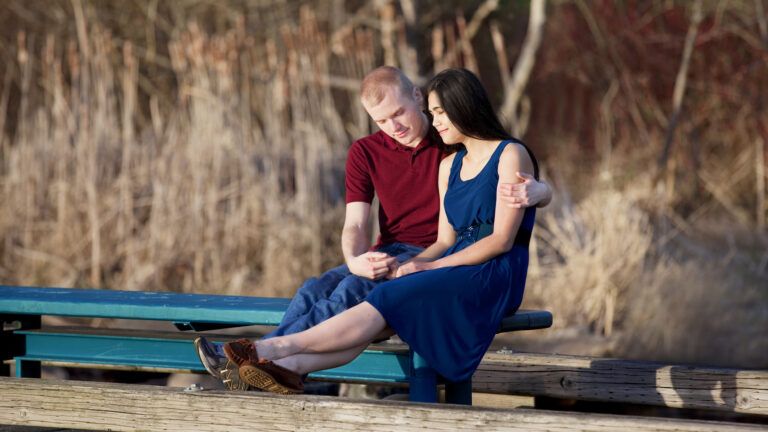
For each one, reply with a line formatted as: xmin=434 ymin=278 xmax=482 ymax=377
xmin=0 ymin=429 xmax=72 ymax=431
xmin=0 ymin=427 xmax=89 ymax=432
xmin=0 ymin=285 xmax=290 ymax=325
xmin=474 ymin=352 xmax=768 ymax=415
xmin=0 ymin=378 xmax=764 ymax=432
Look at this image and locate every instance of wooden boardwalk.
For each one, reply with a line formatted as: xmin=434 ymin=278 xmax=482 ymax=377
xmin=0 ymin=427 xmax=90 ymax=432
xmin=474 ymin=352 xmax=768 ymax=415
xmin=1 ymin=377 xmax=766 ymax=432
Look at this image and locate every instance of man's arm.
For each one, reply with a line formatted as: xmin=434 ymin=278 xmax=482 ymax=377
xmin=342 ymin=202 xmax=396 ymax=280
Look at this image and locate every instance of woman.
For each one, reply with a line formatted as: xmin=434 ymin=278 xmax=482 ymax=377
xmin=198 ymin=68 xmax=539 ymax=394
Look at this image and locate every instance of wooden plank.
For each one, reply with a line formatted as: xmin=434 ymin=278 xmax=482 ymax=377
xmin=0 ymin=286 xmax=290 ymax=325
xmin=0 ymin=427 xmax=88 ymax=432
xmin=0 ymin=286 xmax=551 ymax=333
xmin=473 ymin=352 xmax=768 ymax=416
xmin=470 ymin=393 xmax=534 ymax=409
xmin=0 ymin=378 xmax=763 ymax=432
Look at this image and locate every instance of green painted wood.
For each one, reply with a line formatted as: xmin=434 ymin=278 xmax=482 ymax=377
xmin=17 ymin=328 xmax=411 ymax=383
xmin=0 ymin=286 xmax=289 ymax=325
xmin=0 ymin=286 xmax=552 ymax=332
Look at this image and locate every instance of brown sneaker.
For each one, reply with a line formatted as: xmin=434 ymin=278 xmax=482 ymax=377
xmin=239 ymin=360 xmax=305 ymax=395
xmin=223 ymin=338 xmax=259 ymax=367
xmin=193 ymin=337 xmax=250 ymax=391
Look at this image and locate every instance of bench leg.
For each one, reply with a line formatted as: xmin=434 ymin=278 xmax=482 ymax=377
xmin=1 ymin=314 xmax=41 ymax=377
xmin=16 ymin=359 xmax=41 ymax=378
xmin=445 ymin=379 xmax=472 ymax=405
xmin=409 ymin=351 xmax=437 ymax=403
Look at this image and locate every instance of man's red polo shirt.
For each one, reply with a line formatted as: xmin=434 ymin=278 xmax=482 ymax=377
xmin=345 ymin=129 xmax=444 ymax=248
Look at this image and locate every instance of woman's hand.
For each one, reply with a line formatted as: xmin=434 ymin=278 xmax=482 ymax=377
xmin=394 ymin=260 xmax=434 ymax=278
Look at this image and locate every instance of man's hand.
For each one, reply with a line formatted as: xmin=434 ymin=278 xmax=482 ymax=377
xmin=498 ymin=172 xmax=550 ymax=208
xmin=347 ymin=252 xmax=398 ymax=280
xmin=394 ymin=260 xmax=433 ymax=278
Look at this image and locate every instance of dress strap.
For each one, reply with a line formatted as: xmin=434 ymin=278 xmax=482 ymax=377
xmin=488 ymin=140 xmax=512 ymax=165
xmin=447 ymin=148 xmax=467 ymax=185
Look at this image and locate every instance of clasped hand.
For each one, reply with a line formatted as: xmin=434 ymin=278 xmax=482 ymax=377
xmin=392 ymin=259 xmax=433 ymax=278
xmin=347 ymin=251 xmax=397 ymax=280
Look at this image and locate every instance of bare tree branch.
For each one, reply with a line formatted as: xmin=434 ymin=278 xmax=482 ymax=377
xmin=397 ymin=0 xmax=421 ymax=84
xmin=499 ymin=0 xmax=546 ymax=135
xmin=574 ymin=0 xmax=651 ymax=144
xmin=456 ymin=11 xmax=479 ymax=73
xmin=330 ymin=0 xmax=378 ymax=55
xmin=756 ymin=0 xmax=768 ymax=48
xmin=490 ymin=19 xmax=509 ymax=90
xmin=379 ymin=1 xmax=397 ymax=66
xmin=658 ymin=0 xmax=703 ymax=171
xmin=399 ymin=0 xmax=416 ymax=26
xmin=433 ymin=0 xmax=498 ymax=72
xmin=757 ymin=135 xmax=766 ymax=231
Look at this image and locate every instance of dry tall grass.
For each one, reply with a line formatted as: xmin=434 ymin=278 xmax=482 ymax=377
xmin=0 ymin=7 xmax=364 ymax=296
xmin=528 ymin=184 xmax=653 ymax=337
xmin=0 ymin=1 xmax=766 ymax=366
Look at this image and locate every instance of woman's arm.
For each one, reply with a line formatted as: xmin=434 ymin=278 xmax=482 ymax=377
xmin=396 ymin=144 xmax=533 ymax=277
xmin=389 ymin=155 xmax=456 ymax=277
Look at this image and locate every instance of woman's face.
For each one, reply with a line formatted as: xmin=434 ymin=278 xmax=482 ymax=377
xmin=428 ymin=92 xmax=465 ymax=145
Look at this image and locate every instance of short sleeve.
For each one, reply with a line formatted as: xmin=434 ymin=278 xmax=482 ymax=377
xmin=345 ymin=141 xmax=374 ymax=204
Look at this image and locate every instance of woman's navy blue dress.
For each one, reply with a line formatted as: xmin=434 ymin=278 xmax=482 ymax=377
xmin=366 ymin=140 xmax=538 ymax=382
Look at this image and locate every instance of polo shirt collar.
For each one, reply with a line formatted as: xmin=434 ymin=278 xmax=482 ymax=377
xmin=380 ymin=128 xmax=437 ymax=152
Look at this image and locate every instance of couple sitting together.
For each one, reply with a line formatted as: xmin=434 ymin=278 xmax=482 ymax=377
xmin=195 ymin=66 xmax=552 ymax=394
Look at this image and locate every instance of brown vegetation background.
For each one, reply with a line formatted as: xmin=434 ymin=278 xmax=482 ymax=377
xmin=0 ymin=0 xmax=766 ymax=367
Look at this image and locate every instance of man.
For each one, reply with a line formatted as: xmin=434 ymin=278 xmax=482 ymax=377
xmin=196 ymin=66 xmax=551 ymax=389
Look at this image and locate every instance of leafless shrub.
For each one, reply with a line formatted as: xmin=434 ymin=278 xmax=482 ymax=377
xmin=527 ymin=184 xmax=653 ymax=337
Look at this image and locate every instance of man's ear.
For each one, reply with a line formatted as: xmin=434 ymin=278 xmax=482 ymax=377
xmin=412 ymin=87 xmax=423 ymax=104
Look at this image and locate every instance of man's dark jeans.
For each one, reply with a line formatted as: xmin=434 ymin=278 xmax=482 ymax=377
xmin=263 ymin=242 xmax=423 ymax=338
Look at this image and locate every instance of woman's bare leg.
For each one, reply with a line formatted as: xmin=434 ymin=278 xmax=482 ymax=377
xmin=256 ymin=302 xmax=386 ymax=361
xmin=273 ymin=327 xmax=395 ymax=374
xmin=272 ymin=343 xmax=368 ymax=375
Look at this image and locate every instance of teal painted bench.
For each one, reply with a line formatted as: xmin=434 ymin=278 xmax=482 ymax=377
xmin=0 ymin=285 xmax=552 ymax=404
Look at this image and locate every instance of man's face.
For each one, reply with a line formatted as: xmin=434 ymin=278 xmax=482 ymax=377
xmin=362 ymin=85 xmax=427 ymax=147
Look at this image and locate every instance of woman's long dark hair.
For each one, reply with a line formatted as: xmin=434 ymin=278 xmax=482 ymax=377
xmin=425 ymin=68 xmax=513 ymax=142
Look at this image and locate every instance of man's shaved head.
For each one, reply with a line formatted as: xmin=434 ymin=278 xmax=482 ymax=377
xmin=360 ymin=66 xmax=416 ymax=105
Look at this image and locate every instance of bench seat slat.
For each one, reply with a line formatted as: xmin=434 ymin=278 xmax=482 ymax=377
xmin=1 ymin=286 xmax=552 ymax=334
xmin=0 ymin=286 xmax=289 ymax=325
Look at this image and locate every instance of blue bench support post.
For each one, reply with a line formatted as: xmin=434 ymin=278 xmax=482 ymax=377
xmin=15 ymin=358 xmax=41 ymax=378
xmin=409 ymin=351 xmax=438 ymax=403
xmin=1 ymin=314 xmax=40 ymax=377
xmin=445 ymin=379 xmax=473 ymax=405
